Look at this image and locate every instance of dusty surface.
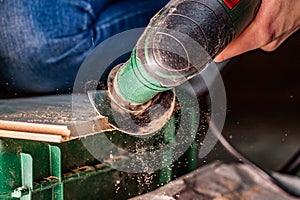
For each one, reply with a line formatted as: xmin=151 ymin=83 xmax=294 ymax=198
xmin=0 ymin=94 xmax=98 ymax=125
xmin=131 ymin=162 xmax=300 ymax=200
xmin=0 ymin=94 xmax=114 ymax=141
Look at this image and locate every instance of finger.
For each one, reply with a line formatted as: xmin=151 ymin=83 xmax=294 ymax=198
xmin=214 ymin=21 xmax=261 ymax=62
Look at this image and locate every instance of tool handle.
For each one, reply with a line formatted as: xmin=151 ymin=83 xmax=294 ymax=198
xmin=114 ymin=0 xmax=261 ymax=104
xmin=139 ymin=0 xmax=261 ymax=86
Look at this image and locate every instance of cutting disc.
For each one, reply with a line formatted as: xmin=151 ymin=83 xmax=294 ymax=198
xmin=87 ymin=89 xmax=175 ymax=136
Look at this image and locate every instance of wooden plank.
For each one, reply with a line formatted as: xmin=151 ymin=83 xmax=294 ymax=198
xmin=0 ymin=129 xmax=63 ymax=143
xmin=0 ymin=94 xmax=113 ymax=142
xmin=0 ymin=120 xmax=71 ymax=136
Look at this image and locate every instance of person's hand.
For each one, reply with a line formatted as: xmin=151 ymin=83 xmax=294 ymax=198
xmin=214 ymin=0 xmax=300 ymax=62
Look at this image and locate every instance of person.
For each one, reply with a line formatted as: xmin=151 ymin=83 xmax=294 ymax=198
xmin=215 ymin=0 xmax=300 ymax=62
xmin=0 ymin=0 xmax=169 ymax=95
xmin=0 ymin=0 xmax=299 ymax=95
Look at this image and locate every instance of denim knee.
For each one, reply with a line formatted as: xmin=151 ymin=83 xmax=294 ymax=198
xmin=0 ymin=0 xmax=170 ymax=94
xmin=0 ymin=1 xmax=98 ymax=94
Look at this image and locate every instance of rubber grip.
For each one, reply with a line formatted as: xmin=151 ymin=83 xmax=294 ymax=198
xmin=134 ymin=0 xmax=258 ymax=87
xmin=113 ymin=0 xmax=261 ymax=104
xmin=135 ymin=0 xmax=235 ymax=86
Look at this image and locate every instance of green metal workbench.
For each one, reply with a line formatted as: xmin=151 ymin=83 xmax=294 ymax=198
xmin=0 ymin=93 xmax=203 ymax=200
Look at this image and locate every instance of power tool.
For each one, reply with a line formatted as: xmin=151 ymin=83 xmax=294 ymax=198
xmin=89 ymin=0 xmax=261 ymax=135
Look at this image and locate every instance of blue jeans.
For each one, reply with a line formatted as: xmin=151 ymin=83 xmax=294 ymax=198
xmin=0 ymin=0 xmax=169 ymax=94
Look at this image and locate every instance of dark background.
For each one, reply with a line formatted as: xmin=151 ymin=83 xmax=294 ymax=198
xmin=216 ymin=30 xmax=300 ymax=173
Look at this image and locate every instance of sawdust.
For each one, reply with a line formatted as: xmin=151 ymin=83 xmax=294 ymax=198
xmin=0 ymin=94 xmax=98 ymax=125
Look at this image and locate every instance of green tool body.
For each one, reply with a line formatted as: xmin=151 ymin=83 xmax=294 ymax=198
xmin=110 ymin=0 xmax=261 ymax=105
